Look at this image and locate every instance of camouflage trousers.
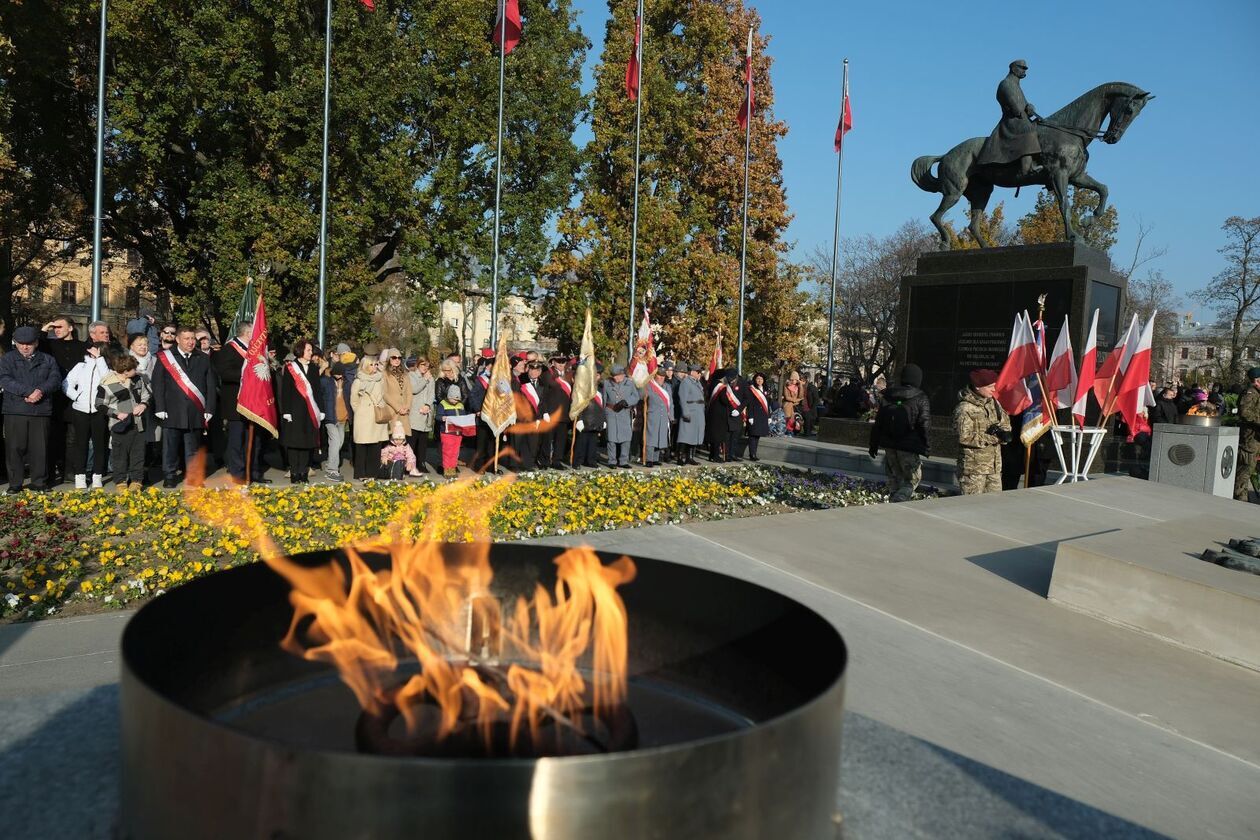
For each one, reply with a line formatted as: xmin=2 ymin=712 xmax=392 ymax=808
xmin=884 ymin=449 xmax=922 ymax=502
xmin=1235 ymin=447 xmax=1260 ymax=502
xmin=958 ymin=470 xmax=1002 ymax=495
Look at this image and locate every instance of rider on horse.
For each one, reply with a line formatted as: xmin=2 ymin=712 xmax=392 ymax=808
xmin=976 ymin=59 xmax=1042 ymax=178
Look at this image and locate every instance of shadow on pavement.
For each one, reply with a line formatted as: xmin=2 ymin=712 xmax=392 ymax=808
xmin=963 ymin=532 xmax=1117 ymax=598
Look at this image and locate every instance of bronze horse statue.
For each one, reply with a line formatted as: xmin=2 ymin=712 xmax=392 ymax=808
xmin=912 ymin=82 xmax=1153 ymax=247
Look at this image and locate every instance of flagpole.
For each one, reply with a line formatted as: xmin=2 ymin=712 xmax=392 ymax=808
xmin=315 ymin=0 xmax=332 ymax=348
xmin=736 ymin=28 xmax=753 ymax=376
xmin=89 ymin=0 xmax=108 ymax=323
xmin=825 ymin=59 xmax=849 ymax=389
xmin=627 ymin=0 xmax=645 ymax=362
xmin=490 ymin=1 xmax=508 ymax=350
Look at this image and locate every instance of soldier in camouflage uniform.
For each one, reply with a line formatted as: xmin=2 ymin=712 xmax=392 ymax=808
xmin=1235 ymin=366 xmax=1260 ymax=502
xmin=952 ymin=368 xmax=1011 ymax=495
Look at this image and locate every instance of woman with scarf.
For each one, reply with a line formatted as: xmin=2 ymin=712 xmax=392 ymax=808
xmin=744 ymin=372 xmax=772 ymax=461
xmin=350 ymin=355 xmax=388 ymax=479
xmin=379 ymin=348 xmax=411 ymax=435
xmin=278 ymin=339 xmax=324 ymax=484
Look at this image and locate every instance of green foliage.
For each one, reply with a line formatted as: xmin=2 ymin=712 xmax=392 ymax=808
xmin=541 ymin=0 xmax=803 ymax=371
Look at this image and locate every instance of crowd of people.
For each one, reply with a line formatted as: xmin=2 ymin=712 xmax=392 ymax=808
xmin=0 ymin=315 xmax=840 ymax=492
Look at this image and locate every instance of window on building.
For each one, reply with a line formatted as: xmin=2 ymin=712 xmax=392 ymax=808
xmin=101 ymin=284 xmax=111 ymax=308
xmin=61 ymin=281 xmax=77 ymax=304
xmin=126 ymin=285 xmax=141 ymax=309
xmin=126 ymin=249 xmax=141 ymax=266
xmin=1206 ymin=347 xmax=1214 ymax=360
xmin=1179 ymin=347 xmax=1188 ymax=360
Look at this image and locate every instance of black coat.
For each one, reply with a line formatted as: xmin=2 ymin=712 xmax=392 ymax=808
xmin=1151 ymin=398 xmax=1179 ymax=426
xmin=869 ymin=384 xmax=931 ymax=456
xmin=706 ymin=379 xmax=744 ymax=443
xmin=0 ymin=349 xmax=61 ymax=417
xmin=279 ymin=360 xmax=323 ymax=449
xmin=744 ymin=385 xmax=771 ymax=437
xmin=211 ymin=339 xmax=249 ymax=421
xmin=152 ymin=349 xmax=217 ymax=430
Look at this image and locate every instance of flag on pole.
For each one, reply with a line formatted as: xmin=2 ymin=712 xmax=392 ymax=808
xmin=1072 ymin=309 xmax=1099 ymax=427
xmin=625 ymin=5 xmax=642 ymax=101
xmin=493 ymin=0 xmax=522 ymax=55
xmin=996 ymin=313 xmax=1039 ymax=415
xmin=1093 ymin=314 xmax=1137 ymax=411
xmin=569 ymin=309 xmax=598 ymax=421
xmin=834 ymin=67 xmax=852 ymax=153
xmin=628 ymin=305 xmax=657 ymax=389
xmin=236 ymin=293 xmax=279 ymax=437
xmin=1115 ymin=312 xmax=1156 ymax=432
xmin=1044 ymin=315 xmax=1077 ymax=410
xmin=708 ymin=331 xmax=724 ymax=379
xmin=480 ymin=336 xmax=517 ymax=436
xmin=1019 ymin=380 xmax=1053 ymax=446
xmin=736 ymin=29 xmax=754 ymax=131
xmin=229 ymin=276 xmax=257 ymax=339
xmin=358 ymin=0 xmax=376 ymax=11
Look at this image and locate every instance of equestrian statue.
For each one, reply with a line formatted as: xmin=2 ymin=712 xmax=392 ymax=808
xmin=912 ymin=60 xmax=1153 ymax=248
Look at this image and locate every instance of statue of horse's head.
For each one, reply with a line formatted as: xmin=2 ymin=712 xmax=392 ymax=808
xmin=1103 ymin=88 xmax=1154 ymax=144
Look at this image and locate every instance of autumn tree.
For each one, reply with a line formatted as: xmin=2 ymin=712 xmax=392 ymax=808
xmin=939 ymin=202 xmax=1015 ymax=250
xmin=1193 ymin=216 xmax=1260 ymax=382
xmin=1016 ymin=188 xmax=1118 ymax=252
xmin=541 ymin=0 xmax=802 ymax=371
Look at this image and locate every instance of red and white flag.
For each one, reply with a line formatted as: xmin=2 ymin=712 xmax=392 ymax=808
xmin=629 ymin=305 xmax=657 ymax=389
xmin=1115 ymin=312 xmax=1157 ymax=431
xmin=995 ymin=312 xmax=1039 ymax=415
xmin=1093 ymin=314 xmax=1137 ymax=412
xmin=358 ymin=0 xmax=375 ymax=11
xmin=1072 ymin=309 xmax=1099 ymax=427
xmin=1044 ymin=315 xmax=1077 ymax=410
xmin=493 ymin=0 xmax=522 ymax=55
xmin=236 ymin=293 xmax=279 ymax=437
xmin=625 ymin=2 xmax=642 ymax=101
xmin=834 ymin=67 xmax=852 ymax=153
xmin=736 ymin=29 xmax=754 ymax=131
xmin=708 ymin=332 xmax=724 ymax=378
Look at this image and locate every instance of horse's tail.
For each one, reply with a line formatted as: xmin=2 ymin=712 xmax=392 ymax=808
xmin=911 ymin=155 xmax=943 ymax=193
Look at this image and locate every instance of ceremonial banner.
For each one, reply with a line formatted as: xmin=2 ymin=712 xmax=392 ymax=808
xmin=237 ymin=293 xmax=279 ymax=437
xmin=569 ymin=309 xmax=598 ymax=421
xmin=480 ymin=336 xmax=517 ymax=436
xmin=629 ymin=305 xmax=657 ymax=389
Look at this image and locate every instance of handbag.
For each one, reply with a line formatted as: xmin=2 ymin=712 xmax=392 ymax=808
xmin=111 ymin=414 xmax=135 ymax=435
xmin=373 ymin=402 xmax=393 ymax=424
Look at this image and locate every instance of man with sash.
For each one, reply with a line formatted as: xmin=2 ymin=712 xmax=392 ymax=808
xmin=645 ymin=365 xmax=675 ymax=467
xmin=601 ymin=364 xmax=639 ymax=468
xmin=153 ymin=326 xmax=217 ymax=487
xmin=706 ymin=370 xmax=743 ymax=463
xmin=213 ymin=321 xmax=269 ymax=483
xmin=675 ymin=364 xmax=706 ymax=465
xmin=513 ymin=359 xmax=549 ymax=471
xmin=278 ymin=339 xmax=324 ymax=484
xmin=542 ymin=355 xmax=572 ymax=469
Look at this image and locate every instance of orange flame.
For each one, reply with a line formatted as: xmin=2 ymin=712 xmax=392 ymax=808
xmin=183 ymin=453 xmax=637 ymax=754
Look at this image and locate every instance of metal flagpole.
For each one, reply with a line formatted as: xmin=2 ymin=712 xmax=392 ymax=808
xmin=736 ymin=28 xmax=752 ymax=376
xmin=89 ymin=0 xmax=109 ymax=323
xmin=490 ymin=0 xmax=508 ymax=349
xmin=825 ymin=59 xmax=849 ymax=389
xmin=315 ymin=0 xmax=332 ymax=348
xmin=627 ymin=0 xmax=645 ymax=362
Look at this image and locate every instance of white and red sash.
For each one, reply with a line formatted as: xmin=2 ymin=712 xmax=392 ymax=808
xmin=286 ymin=361 xmax=320 ymax=427
xmin=158 ymin=350 xmax=206 ymax=414
xmin=748 ymin=385 xmax=769 ymax=414
xmin=554 ymin=377 xmax=572 ymax=397
xmin=709 ymin=381 xmax=741 ymax=408
xmin=478 ymin=371 xmax=490 ymax=390
xmin=593 ymin=391 xmax=604 ymax=407
xmin=648 ymin=379 xmax=672 ymax=415
xmin=227 ymin=337 xmax=247 ymax=358
xmin=521 ymin=381 xmax=541 ymax=413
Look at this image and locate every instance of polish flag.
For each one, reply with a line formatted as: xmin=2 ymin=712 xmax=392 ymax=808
xmin=1043 ymin=314 xmax=1077 ymax=410
xmin=995 ymin=312 xmax=1039 ymax=415
xmin=736 ymin=29 xmax=754 ymax=131
xmin=1092 ymin=314 xmax=1137 ymax=412
xmin=708 ymin=332 xmax=724 ymax=379
xmin=493 ymin=0 xmax=522 ymax=55
xmin=1072 ymin=309 xmax=1099 ymax=427
xmin=625 ymin=4 xmax=642 ymax=101
xmin=358 ymin=0 xmax=375 ymax=11
xmin=1114 ymin=312 xmax=1156 ymax=432
xmin=834 ymin=68 xmax=852 ymax=153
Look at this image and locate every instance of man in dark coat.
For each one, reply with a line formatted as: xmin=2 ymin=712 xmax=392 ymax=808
xmin=541 ymin=355 xmax=572 ymax=469
xmin=868 ymin=363 xmax=932 ymax=501
xmin=0 ymin=326 xmax=62 ymax=492
xmin=278 ymin=340 xmax=324 ymax=484
xmin=152 ymin=326 xmax=217 ymax=487
xmin=213 ymin=321 xmax=268 ymax=483
xmin=706 ymin=370 xmax=743 ymax=462
xmin=513 ymin=357 xmax=548 ymax=471
xmin=39 ymin=315 xmax=85 ymax=483
xmin=976 ymin=59 xmax=1042 ymax=177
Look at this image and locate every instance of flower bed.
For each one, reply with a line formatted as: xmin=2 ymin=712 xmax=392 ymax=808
xmin=0 ymin=464 xmax=922 ymax=621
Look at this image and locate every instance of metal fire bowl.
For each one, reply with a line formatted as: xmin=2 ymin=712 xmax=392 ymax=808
xmin=120 ymin=544 xmax=847 ymax=840
xmin=1179 ymin=414 xmax=1221 ymax=427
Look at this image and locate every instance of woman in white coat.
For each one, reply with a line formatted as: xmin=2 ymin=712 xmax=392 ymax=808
xmin=350 ymin=355 xmax=389 ymax=479
xmin=408 ymin=357 xmax=436 ymax=472
xmin=63 ymin=341 xmax=112 ymax=488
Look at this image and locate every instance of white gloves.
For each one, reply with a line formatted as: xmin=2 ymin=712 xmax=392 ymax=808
xmin=203 ymin=413 xmax=212 ymax=423
xmin=155 ymin=411 xmax=168 ymax=420
xmin=543 ymin=413 xmax=551 ymax=422
xmin=576 ymin=420 xmax=585 ymax=432
xmin=283 ymin=413 xmax=292 ymax=422
xmin=318 ymin=412 xmax=325 ymax=422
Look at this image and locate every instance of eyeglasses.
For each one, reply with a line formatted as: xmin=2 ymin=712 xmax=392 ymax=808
xmin=161 ymin=331 xmax=175 ymax=337
xmin=390 ymin=356 xmax=401 ymax=361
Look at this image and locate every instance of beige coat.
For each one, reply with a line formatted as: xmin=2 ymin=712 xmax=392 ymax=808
xmin=381 ymin=369 xmax=411 ymax=432
xmin=351 ymin=371 xmax=389 ymax=444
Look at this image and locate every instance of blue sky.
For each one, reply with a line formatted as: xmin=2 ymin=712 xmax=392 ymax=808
xmin=567 ymin=0 xmax=1260 ymax=308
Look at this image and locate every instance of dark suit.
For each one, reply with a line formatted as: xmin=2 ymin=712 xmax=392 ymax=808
xmin=212 ymin=340 xmax=263 ymax=479
xmin=152 ymin=348 xmax=216 ymax=480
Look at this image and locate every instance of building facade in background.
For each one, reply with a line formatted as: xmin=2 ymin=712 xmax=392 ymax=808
xmin=1159 ymin=313 xmax=1260 ymax=384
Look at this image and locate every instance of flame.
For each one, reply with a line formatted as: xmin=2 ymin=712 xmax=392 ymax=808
xmin=182 ymin=453 xmax=637 ymax=754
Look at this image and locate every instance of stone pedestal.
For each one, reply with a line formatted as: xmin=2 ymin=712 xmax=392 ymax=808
xmin=897 ymin=242 xmax=1127 ymax=416
xmin=1149 ymin=423 xmax=1240 ymax=498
